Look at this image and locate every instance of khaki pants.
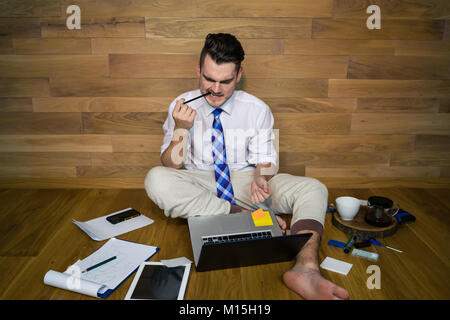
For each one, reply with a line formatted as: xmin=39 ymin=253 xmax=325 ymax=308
xmin=144 ymin=166 xmax=327 ymax=236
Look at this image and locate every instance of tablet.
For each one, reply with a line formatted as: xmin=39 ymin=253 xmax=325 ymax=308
xmin=124 ymin=262 xmax=191 ymax=300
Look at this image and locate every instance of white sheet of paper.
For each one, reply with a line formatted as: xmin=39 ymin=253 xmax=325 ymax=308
xmin=44 ymin=269 xmax=107 ymax=298
xmin=73 ymin=208 xmax=154 ymax=241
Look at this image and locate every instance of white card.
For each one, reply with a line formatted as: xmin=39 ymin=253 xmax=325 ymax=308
xmin=320 ymin=257 xmax=353 ymax=275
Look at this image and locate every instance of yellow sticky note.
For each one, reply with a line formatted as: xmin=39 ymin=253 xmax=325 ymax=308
xmin=251 ymin=208 xmax=273 ymax=227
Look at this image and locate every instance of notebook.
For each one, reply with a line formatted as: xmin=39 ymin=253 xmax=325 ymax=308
xmin=44 ymin=238 xmax=159 ymax=298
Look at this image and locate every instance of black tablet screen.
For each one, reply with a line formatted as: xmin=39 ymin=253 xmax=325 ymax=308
xmin=130 ymin=265 xmax=185 ymax=300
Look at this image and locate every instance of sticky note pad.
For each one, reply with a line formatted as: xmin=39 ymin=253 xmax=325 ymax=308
xmin=251 ymin=208 xmax=273 ymax=227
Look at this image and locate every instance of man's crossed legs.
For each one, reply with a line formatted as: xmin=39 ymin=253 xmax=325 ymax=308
xmin=145 ymin=167 xmax=348 ymax=300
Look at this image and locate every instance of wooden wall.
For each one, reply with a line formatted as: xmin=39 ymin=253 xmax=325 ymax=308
xmin=0 ymin=0 xmax=449 ymax=188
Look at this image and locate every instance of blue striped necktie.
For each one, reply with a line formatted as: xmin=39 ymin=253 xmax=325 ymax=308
xmin=212 ymin=108 xmax=236 ymax=205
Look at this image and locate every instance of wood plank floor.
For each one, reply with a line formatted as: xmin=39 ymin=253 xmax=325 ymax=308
xmin=0 ymin=187 xmax=448 ymax=300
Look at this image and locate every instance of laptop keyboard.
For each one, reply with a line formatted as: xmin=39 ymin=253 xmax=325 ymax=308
xmin=202 ymin=230 xmax=273 ymax=244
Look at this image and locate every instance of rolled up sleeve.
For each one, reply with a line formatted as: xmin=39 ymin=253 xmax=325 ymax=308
xmin=247 ymin=105 xmax=278 ymax=169
xmin=160 ymin=100 xmax=176 ymax=155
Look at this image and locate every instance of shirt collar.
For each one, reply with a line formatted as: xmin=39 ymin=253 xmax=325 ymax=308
xmin=204 ymin=91 xmax=236 ymax=116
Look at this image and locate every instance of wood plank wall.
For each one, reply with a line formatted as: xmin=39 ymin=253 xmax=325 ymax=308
xmin=0 ymin=0 xmax=449 ymax=188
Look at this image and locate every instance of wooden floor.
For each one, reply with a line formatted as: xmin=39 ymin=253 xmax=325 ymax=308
xmin=0 ymin=187 xmax=449 ymax=300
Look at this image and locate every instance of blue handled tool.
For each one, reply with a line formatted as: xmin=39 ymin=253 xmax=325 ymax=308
xmin=328 ymin=240 xmax=346 ymax=248
xmin=394 ymin=209 xmax=416 ymax=224
xmin=362 ymin=238 xmax=403 ymax=253
xmin=326 ymin=204 xmax=336 ymax=214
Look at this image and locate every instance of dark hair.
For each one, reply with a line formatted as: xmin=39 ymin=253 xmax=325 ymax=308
xmin=199 ymin=33 xmax=245 ymax=73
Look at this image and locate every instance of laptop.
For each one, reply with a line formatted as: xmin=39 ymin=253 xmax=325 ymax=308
xmin=187 ymin=209 xmax=312 ymax=272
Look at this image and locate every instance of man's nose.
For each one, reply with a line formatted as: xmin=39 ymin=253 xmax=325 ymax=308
xmin=213 ymin=81 xmax=221 ymax=92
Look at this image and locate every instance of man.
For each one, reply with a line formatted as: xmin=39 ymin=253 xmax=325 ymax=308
xmin=145 ymin=33 xmax=349 ymax=300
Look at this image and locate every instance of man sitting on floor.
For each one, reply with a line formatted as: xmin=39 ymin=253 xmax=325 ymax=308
xmin=145 ymin=33 xmax=349 ymax=300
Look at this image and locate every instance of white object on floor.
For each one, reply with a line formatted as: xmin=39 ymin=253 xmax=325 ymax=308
xmin=73 ymin=208 xmax=154 ymax=241
xmin=320 ymin=256 xmax=353 ymax=275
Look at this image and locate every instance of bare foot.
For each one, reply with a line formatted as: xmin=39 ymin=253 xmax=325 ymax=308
xmin=283 ymin=265 xmax=349 ymax=300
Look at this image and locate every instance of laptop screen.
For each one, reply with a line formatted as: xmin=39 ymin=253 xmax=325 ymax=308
xmin=196 ymin=232 xmax=312 ymax=272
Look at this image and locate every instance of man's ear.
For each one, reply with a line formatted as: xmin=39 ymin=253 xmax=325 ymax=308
xmin=236 ymin=66 xmax=243 ymax=83
xmin=197 ymin=62 xmax=201 ymax=77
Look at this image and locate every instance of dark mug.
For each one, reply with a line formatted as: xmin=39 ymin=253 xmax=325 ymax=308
xmin=365 ymin=196 xmax=399 ymax=227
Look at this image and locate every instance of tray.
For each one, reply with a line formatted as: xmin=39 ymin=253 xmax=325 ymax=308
xmin=331 ymin=206 xmax=398 ymax=238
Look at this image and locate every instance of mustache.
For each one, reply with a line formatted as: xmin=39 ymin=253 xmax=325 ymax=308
xmin=207 ymin=90 xmax=224 ymax=97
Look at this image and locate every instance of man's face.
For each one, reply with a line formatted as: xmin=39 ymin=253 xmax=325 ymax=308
xmin=197 ymin=54 xmax=242 ymax=108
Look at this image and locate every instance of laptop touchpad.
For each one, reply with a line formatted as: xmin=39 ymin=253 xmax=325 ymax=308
xmin=218 ymin=213 xmax=254 ymax=233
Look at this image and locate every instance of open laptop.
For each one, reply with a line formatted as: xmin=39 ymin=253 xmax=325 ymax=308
xmin=187 ymin=208 xmax=312 ymax=272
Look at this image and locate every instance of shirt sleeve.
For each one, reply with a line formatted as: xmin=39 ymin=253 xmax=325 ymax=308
xmin=160 ymin=98 xmax=177 ymax=155
xmin=247 ymin=103 xmax=278 ymax=170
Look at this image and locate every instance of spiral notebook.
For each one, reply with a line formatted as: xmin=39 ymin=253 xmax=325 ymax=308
xmin=44 ymin=238 xmax=159 ymax=298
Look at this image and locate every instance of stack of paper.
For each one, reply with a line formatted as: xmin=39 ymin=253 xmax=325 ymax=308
xmin=44 ymin=238 xmax=159 ymax=298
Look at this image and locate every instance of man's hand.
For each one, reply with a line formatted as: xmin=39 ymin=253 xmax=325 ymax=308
xmin=251 ymin=175 xmax=272 ymax=204
xmin=251 ymin=175 xmax=286 ymax=235
xmin=172 ymin=98 xmax=196 ymax=130
xmin=160 ymin=98 xmax=195 ymax=169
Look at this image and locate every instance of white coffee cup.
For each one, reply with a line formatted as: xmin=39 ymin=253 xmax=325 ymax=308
xmin=336 ymin=196 xmax=361 ymax=221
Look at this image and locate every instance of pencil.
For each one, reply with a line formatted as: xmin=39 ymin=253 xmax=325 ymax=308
xmin=82 ymin=256 xmax=117 ymax=273
xmin=183 ymin=91 xmax=211 ymax=104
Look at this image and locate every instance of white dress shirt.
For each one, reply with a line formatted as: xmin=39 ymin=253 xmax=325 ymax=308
xmin=161 ymin=89 xmax=278 ymax=172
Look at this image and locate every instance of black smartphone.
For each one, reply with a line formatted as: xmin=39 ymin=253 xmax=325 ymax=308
xmin=106 ymin=208 xmax=141 ymax=224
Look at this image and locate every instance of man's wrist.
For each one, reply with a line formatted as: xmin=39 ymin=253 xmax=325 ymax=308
xmin=255 ymin=163 xmax=275 ymax=181
xmin=173 ymin=126 xmax=189 ymax=134
xmin=254 ymin=174 xmax=266 ymax=181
